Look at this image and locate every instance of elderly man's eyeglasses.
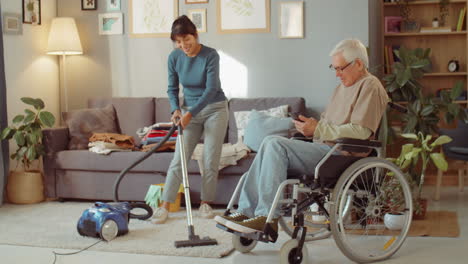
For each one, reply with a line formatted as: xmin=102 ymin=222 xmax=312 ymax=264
xmin=329 ymin=61 xmax=354 ymax=73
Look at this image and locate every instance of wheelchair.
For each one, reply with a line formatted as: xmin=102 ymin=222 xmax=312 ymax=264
xmin=216 ymin=134 xmax=413 ymax=264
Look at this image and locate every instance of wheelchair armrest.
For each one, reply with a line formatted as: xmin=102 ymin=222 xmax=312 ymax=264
xmin=333 ymin=138 xmax=382 ymax=148
xmin=328 ymin=138 xmax=381 ymax=154
xmin=291 ymin=136 xmax=314 ymax=143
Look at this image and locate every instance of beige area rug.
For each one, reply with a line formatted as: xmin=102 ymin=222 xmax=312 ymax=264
xmin=0 ymin=201 xmax=234 ymax=258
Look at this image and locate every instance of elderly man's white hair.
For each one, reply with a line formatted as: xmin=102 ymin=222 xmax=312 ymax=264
xmin=329 ymin=39 xmax=369 ymax=69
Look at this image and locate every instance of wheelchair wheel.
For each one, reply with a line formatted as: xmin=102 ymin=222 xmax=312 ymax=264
xmin=232 ymin=234 xmax=258 ymax=253
xmin=279 ymin=239 xmax=309 ymax=264
xmin=330 ymin=157 xmax=413 ymax=263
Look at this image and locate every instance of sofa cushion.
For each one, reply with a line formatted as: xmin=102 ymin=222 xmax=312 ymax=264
xmin=55 ymin=150 xmax=201 ymax=174
xmin=218 ymin=153 xmax=256 ymax=175
xmin=244 ymin=110 xmax=293 ymax=152
xmin=154 ymin=98 xmax=173 ymax=124
xmin=228 ymin=97 xmax=306 ymax=144
xmin=88 ymin=97 xmax=155 ymax=145
xmin=234 ymin=105 xmax=288 ymax=142
xmin=63 ymin=105 xmax=119 ymax=150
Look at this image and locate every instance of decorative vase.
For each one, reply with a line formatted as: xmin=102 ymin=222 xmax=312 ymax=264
xmin=402 ymin=20 xmax=420 ymax=32
xmin=413 ymin=198 xmax=428 ymax=220
xmin=384 ymin=212 xmax=406 ymax=230
xmin=7 ymin=170 xmax=45 ymax=204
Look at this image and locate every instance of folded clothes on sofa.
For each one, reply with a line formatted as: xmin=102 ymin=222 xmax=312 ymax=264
xmin=88 ymin=141 xmax=133 ymax=155
xmin=89 ymin=133 xmax=135 ymax=149
xmin=191 ymin=142 xmax=251 ymax=173
xmin=140 ymin=129 xmax=178 ymax=146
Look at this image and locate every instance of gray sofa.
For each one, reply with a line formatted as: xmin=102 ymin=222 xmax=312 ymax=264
xmin=43 ymin=97 xmax=306 ymax=204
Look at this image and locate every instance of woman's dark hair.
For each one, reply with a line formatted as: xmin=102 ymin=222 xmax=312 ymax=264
xmin=171 ymin=15 xmax=198 ymax=41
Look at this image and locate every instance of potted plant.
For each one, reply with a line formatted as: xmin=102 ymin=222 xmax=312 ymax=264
xmin=439 ymin=0 xmax=449 ymax=26
xmin=1 ymin=97 xmax=55 ymax=204
xmin=397 ymin=0 xmax=420 ymax=32
xmin=383 ymin=46 xmax=468 ymax=136
xmin=388 ymin=132 xmax=452 ymax=219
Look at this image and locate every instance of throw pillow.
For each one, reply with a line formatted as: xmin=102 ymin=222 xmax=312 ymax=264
xmin=233 ymin=105 xmax=288 ymax=141
xmin=243 ymin=110 xmax=293 ymax=152
xmin=63 ymin=104 xmax=119 ymax=150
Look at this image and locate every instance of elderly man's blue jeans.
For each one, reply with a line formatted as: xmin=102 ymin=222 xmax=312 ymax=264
xmin=237 ymin=135 xmax=332 ymax=218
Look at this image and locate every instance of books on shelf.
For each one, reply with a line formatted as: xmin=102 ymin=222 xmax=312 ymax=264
xmin=456 ymin=7 xmax=466 ymax=32
xmin=420 ymin=26 xmax=452 ymax=33
xmin=383 ymin=45 xmax=400 ymax=74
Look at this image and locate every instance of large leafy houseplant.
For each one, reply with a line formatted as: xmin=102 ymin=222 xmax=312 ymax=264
xmin=388 ymin=132 xmax=451 ymax=217
xmin=1 ymin=97 xmax=55 ymax=170
xmin=383 ymin=46 xmax=467 ymax=135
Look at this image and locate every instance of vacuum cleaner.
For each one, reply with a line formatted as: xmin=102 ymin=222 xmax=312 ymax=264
xmin=77 ymin=123 xmax=217 ymax=247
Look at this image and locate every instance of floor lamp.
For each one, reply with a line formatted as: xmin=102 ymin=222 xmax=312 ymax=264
xmin=46 ymin=17 xmax=83 ymax=115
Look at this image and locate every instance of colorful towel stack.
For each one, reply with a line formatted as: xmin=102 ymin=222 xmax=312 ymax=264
xmin=140 ymin=129 xmax=178 ymax=146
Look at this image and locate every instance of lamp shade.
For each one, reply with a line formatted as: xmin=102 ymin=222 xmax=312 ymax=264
xmin=47 ymin=17 xmax=83 ymax=55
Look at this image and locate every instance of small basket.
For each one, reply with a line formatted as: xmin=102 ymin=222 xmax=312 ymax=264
xmin=145 ymin=184 xmax=184 ymax=212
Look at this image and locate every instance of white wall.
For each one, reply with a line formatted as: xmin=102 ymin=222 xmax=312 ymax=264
xmin=1 ymin=0 xmax=59 ymax=167
xmin=58 ymin=0 xmax=369 ymax=115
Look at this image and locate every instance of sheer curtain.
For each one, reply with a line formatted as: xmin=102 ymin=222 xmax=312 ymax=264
xmin=0 ymin=5 xmax=9 ymax=206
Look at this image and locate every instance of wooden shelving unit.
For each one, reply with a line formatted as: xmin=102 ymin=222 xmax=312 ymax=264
xmin=382 ymin=0 xmax=468 ymax=187
xmin=382 ymin=0 xmax=468 ymax=98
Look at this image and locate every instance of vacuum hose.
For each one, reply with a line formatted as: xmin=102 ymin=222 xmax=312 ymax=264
xmin=113 ymin=124 xmax=178 ymax=220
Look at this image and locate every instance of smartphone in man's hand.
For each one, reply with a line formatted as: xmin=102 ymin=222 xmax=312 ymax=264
xmin=289 ymin=112 xmax=302 ymax=121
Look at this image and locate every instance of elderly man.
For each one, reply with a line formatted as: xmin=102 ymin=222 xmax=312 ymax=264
xmin=214 ymin=39 xmax=389 ymax=234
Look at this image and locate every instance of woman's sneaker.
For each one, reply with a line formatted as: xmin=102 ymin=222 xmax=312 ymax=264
xmin=151 ymin=207 xmax=169 ymax=224
xmin=214 ymin=212 xmax=249 ymax=226
xmin=199 ymin=203 xmax=215 ymax=219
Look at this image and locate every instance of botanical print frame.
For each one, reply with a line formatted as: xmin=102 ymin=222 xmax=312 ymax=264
xmin=107 ymin=0 xmax=121 ymax=11
xmin=129 ymin=0 xmax=179 ymax=38
xmin=22 ymin=0 xmax=41 ymax=25
xmin=98 ymin=13 xmax=123 ymax=35
xmin=188 ymin=9 xmax=207 ymax=33
xmin=217 ymin=0 xmax=270 ymax=34
xmin=82 ymin=0 xmax=98 ymax=10
xmin=186 ymin=0 xmax=209 ymax=3
xmin=3 ymin=13 xmax=23 ymax=35
xmin=279 ymin=1 xmax=303 ymax=39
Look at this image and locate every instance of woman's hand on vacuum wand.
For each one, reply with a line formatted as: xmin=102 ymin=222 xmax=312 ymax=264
xmin=171 ymin=110 xmax=183 ymax=125
xmin=171 ymin=110 xmax=192 ymax=129
xmin=180 ymin=112 xmax=192 ymax=129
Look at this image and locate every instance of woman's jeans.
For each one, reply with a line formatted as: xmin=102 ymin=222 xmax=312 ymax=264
xmin=162 ymin=100 xmax=229 ymax=203
xmin=237 ymin=136 xmax=332 ymax=218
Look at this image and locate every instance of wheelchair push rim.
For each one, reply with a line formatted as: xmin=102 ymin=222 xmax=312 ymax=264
xmin=330 ymin=158 xmax=413 ymax=263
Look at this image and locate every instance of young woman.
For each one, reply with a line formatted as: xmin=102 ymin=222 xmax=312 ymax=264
xmin=152 ymin=15 xmax=229 ymax=224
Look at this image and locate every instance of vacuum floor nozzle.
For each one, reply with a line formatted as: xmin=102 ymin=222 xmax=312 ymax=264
xmin=175 ymin=235 xmax=218 ymax=248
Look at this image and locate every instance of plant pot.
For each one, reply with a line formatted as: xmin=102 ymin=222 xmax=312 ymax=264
xmin=413 ymin=198 xmax=428 ymax=220
xmin=7 ymin=170 xmax=44 ymax=204
xmin=384 ymin=212 xmax=407 ymax=230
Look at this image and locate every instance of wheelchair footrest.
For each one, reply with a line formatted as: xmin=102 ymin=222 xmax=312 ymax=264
xmin=216 ymin=223 xmax=278 ymax=243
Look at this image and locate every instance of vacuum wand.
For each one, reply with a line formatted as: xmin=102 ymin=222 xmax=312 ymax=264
xmin=174 ymin=124 xmax=218 ymax=248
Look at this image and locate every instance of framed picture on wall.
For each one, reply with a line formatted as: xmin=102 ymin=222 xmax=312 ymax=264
xmin=279 ymin=1 xmax=303 ymax=39
xmin=129 ymin=0 xmax=178 ymax=38
xmin=186 ymin=0 xmax=209 ymax=4
xmin=82 ymin=0 xmax=98 ymax=11
xmin=22 ymin=0 xmax=41 ymax=25
xmin=217 ymin=0 xmax=270 ymax=34
xmin=98 ymin=13 xmax=123 ymax=35
xmin=3 ymin=13 xmax=23 ymax=35
xmin=188 ymin=9 xmax=207 ymax=33
xmin=107 ymin=0 xmax=121 ymax=11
